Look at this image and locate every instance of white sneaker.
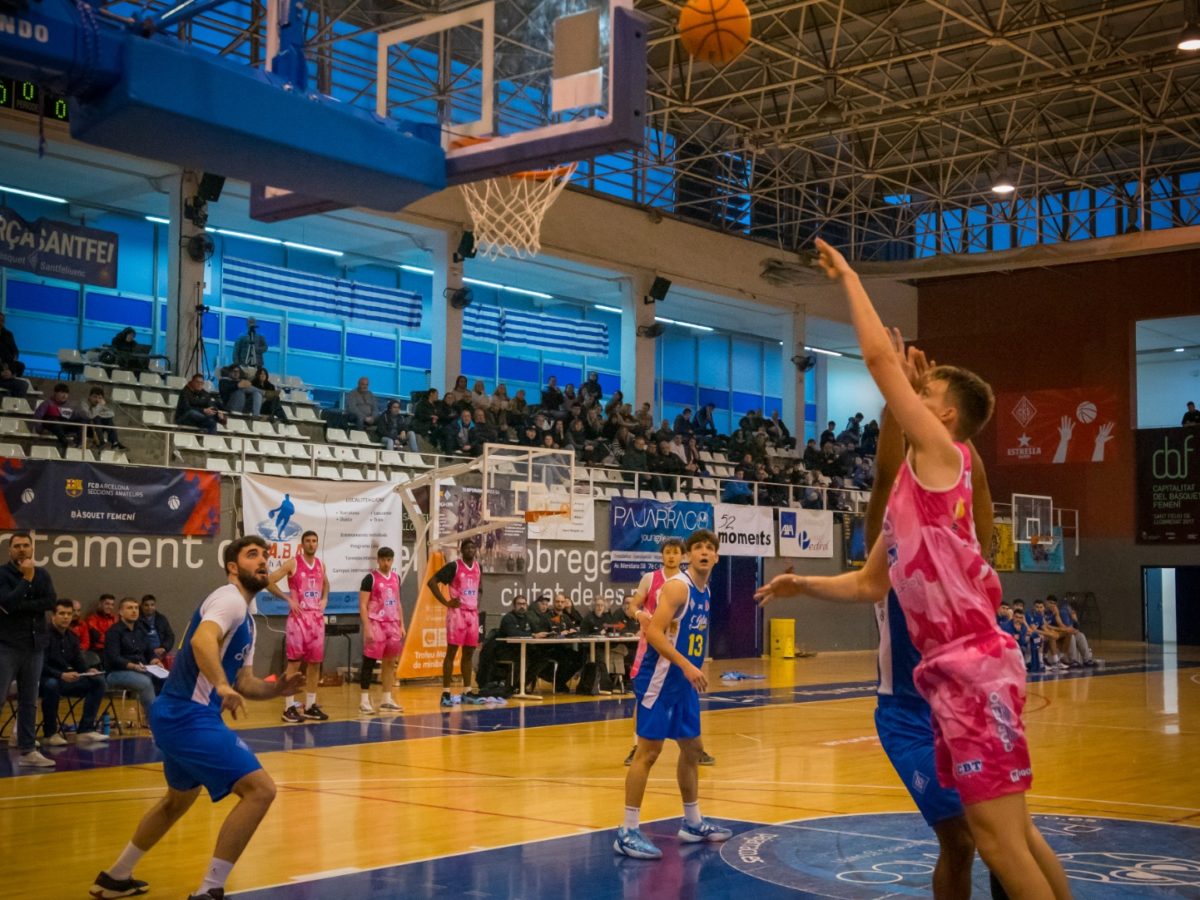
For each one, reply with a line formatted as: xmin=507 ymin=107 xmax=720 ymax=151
xmin=18 ymin=750 xmax=55 ymax=767
xmin=77 ymin=731 xmax=110 ymax=742
xmin=44 ymin=733 xmax=69 ymax=747
xmin=358 ymin=703 xmax=375 ymax=715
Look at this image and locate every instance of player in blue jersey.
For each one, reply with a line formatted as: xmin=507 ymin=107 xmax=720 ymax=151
xmin=89 ymin=536 xmax=303 ymax=900
xmin=615 ymin=528 xmax=731 ymax=860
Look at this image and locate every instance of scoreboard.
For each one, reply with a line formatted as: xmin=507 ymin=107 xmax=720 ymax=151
xmin=0 ymin=77 xmax=70 ymax=122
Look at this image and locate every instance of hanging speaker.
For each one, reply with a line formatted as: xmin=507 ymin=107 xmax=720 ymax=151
xmin=637 ymin=323 xmax=665 ymax=338
xmin=198 ymin=172 xmax=226 ymax=202
xmin=644 ymin=276 xmax=671 ymax=304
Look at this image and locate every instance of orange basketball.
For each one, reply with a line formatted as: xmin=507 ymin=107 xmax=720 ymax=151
xmin=678 ymin=0 xmax=752 ymax=65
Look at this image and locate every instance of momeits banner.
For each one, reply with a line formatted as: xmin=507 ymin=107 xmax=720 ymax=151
xmin=0 ymin=459 xmax=219 ymax=535
xmin=996 ymin=387 xmax=1121 ymax=465
xmin=609 ymin=498 xmax=712 ymax=581
xmin=0 ymin=204 xmax=119 ymax=287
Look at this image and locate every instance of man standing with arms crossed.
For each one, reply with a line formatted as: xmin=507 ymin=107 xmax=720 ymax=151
xmin=358 ymin=546 xmax=406 ymax=714
xmin=90 ymin=536 xmax=303 ymax=900
xmin=267 ymin=529 xmax=330 ymax=722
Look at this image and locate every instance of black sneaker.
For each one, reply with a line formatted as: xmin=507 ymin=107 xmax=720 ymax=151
xmin=89 ymin=870 xmax=149 ymax=898
xmin=187 ymin=890 xmax=224 ymax=900
xmin=624 ymin=746 xmax=636 ymax=766
xmin=281 ymin=705 xmax=304 ymax=724
xmin=698 ymin=751 xmax=716 ymax=766
xmin=303 ymin=704 xmax=329 ymax=721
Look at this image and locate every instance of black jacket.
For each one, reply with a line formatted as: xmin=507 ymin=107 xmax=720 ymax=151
xmin=499 ymin=609 xmax=534 ymax=638
xmin=43 ymin=626 xmax=87 ymax=679
xmin=104 ymin=621 xmax=154 ymax=671
xmin=0 ymin=562 xmax=56 ymax=649
xmin=136 ymin=612 xmax=175 ymax=653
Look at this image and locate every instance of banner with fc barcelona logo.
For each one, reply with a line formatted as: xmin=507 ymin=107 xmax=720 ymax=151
xmin=0 ymin=459 xmax=220 ymax=535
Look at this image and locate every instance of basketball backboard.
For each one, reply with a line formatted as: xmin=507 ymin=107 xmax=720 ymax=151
xmin=1012 ymin=493 xmax=1055 ymax=545
xmin=481 ymin=444 xmax=576 ymax=523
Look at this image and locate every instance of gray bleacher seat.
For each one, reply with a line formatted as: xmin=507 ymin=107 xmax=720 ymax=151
xmin=137 ymin=372 xmax=165 ymax=388
xmin=316 ymin=464 xmax=340 ymax=479
xmin=262 ymin=461 xmax=289 ymax=476
xmin=242 ymin=460 xmax=262 ymax=474
xmin=140 ymin=390 xmax=171 ymax=408
xmin=224 ymin=418 xmax=251 ymax=436
xmin=58 ymin=348 xmax=85 ymax=379
xmin=313 ymin=444 xmax=336 ymax=461
xmin=348 ymin=429 xmax=372 ymax=445
xmin=111 ymin=387 xmax=141 ymax=406
xmin=206 ymin=457 xmax=234 ymax=474
xmin=200 ymin=435 xmax=230 ymax=453
xmin=31 ymin=445 xmax=61 ymax=460
xmin=98 ymin=448 xmax=129 ymax=464
xmin=288 ymin=462 xmax=313 ymax=477
xmin=341 ymin=466 xmax=365 ymax=481
xmin=294 ymin=406 xmax=321 ymax=423
xmin=110 ymin=369 xmax=138 ymax=386
xmin=403 ymin=452 xmax=431 ymax=469
xmin=0 ymin=441 xmax=26 ymax=459
xmin=82 ymin=365 xmax=108 ymax=382
xmin=63 ymin=447 xmax=97 ymax=462
xmin=250 ymin=420 xmax=277 ymax=437
xmin=174 ymin=433 xmax=203 ymax=453
xmin=257 ymin=440 xmax=285 ymax=458
xmin=333 ymin=446 xmax=358 ymax=463
xmin=1 ymin=397 xmax=32 ymax=415
xmin=282 ymin=442 xmax=309 ymax=460
xmin=327 ymin=428 xmax=350 ymax=444
xmin=278 ymin=422 xmax=304 ymax=440
xmin=379 ymin=449 xmax=405 ymax=467
xmin=142 ymin=410 xmax=168 ymax=428
xmin=165 ymin=376 xmax=187 ymax=391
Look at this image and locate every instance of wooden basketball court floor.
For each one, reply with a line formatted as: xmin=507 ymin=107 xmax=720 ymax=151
xmin=3 ymin=644 xmax=1197 ymax=899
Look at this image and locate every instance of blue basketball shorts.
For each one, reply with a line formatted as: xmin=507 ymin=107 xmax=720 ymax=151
xmin=635 ymin=685 xmax=701 ymax=742
xmin=150 ymin=697 xmax=263 ymax=802
xmin=875 ymin=699 xmax=964 ymax=826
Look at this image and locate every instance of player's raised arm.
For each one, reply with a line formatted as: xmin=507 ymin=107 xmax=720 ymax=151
xmin=643 ymin=579 xmax=706 ymax=692
xmin=755 ymin=536 xmax=890 ymax=607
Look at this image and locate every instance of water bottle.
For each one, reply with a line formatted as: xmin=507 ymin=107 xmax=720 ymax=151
xmin=101 ymin=713 xmax=110 ymax=736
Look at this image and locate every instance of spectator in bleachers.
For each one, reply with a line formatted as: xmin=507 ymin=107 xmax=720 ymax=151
xmin=541 ymin=432 xmax=560 ymax=451
xmin=722 ymin=467 xmax=754 ymax=504
xmin=34 ymin=383 xmax=83 ymax=449
xmin=765 ymin=410 xmax=794 ymax=448
xmin=445 ymin=375 xmax=472 ymax=413
xmin=819 ymin=420 xmax=837 ymax=446
xmin=843 ymin=412 xmax=864 ymax=438
xmin=0 ymin=363 xmax=28 ymax=398
xmin=215 ymin=362 xmax=241 ymax=409
xmin=565 ymin=417 xmax=590 ymax=451
xmin=470 ymin=379 xmax=491 ymax=414
xmin=519 ymin=421 xmax=542 ymax=447
xmin=540 ymin=375 xmax=565 ymax=419
xmin=1184 ymin=401 xmax=1200 ymax=426
xmin=471 ymin=408 xmax=498 ymax=448
xmin=563 ymin=383 xmax=577 ymax=406
xmin=655 ymin=439 xmax=686 ymax=491
xmin=860 ymin=419 xmax=880 ymax=455
xmin=136 ymin=594 xmax=174 ymax=663
xmin=799 ymin=472 xmax=824 ymax=510
xmin=509 ymin=388 xmax=529 ymax=424
xmin=227 ymin=364 xmax=263 ymax=417
xmin=0 ymin=312 xmax=25 ymax=376
xmin=802 ymin=438 xmax=821 ymax=469
xmin=102 ymin=597 xmax=161 ymax=719
xmin=252 ymin=367 xmax=288 ymax=423
xmin=174 ymin=373 xmax=227 ymax=434
xmin=84 ymin=594 xmax=117 ymax=651
xmin=446 ymin=407 xmax=479 ymax=457
xmin=739 ymin=409 xmax=765 ymax=433
xmin=673 ymin=407 xmax=695 ymax=438
xmin=412 ymin=388 xmax=447 ymax=451
xmin=85 ymin=387 xmax=128 ymax=450
xmin=41 ymin=599 xmax=108 ymax=745
xmin=110 ymin=327 xmax=148 ymax=372
xmin=233 ymin=317 xmax=268 ymax=369
xmin=377 ymin=399 xmax=418 ymax=452
xmin=622 ymin=434 xmax=652 ymax=490
xmin=695 ymin=402 xmax=718 ymax=443
xmin=653 ymin=419 xmax=675 ymax=445
xmin=490 ymin=384 xmax=511 ymax=434
xmin=345 ymin=377 xmax=379 ymax=430
xmin=580 ymin=372 xmax=603 ymax=407
xmin=604 ymin=390 xmax=625 ymax=419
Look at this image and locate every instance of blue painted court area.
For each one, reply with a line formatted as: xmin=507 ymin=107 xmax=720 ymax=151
xmin=3 ymin=657 xmax=1195 ymax=778
xmin=231 ymin=814 xmax=1200 ymax=899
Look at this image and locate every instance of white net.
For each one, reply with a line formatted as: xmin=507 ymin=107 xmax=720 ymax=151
xmin=458 ymin=163 xmax=577 ymax=259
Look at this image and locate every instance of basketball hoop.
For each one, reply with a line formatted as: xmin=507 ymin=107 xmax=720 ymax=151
xmin=1029 ymin=534 xmax=1059 ymax=554
xmin=455 ymin=139 xmax=576 ymax=259
xmin=524 ymin=505 xmax=570 ymax=525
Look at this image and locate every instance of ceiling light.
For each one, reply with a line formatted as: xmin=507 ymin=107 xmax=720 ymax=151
xmin=399 ymin=264 xmax=434 ymax=276
xmin=814 ymin=75 xmax=845 ymax=127
xmin=145 ymin=216 xmax=170 ymax=225
xmin=283 ymin=241 xmax=343 ymax=257
xmin=594 ymin=304 xmax=622 ymax=314
xmin=215 ymin=228 xmax=282 ymax=245
xmin=463 ymin=277 xmax=553 ymax=300
xmin=0 ymin=185 xmax=68 ymax=204
xmin=656 ymin=316 xmax=714 ymax=332
xmin=992 ymin=151 xmax=1016 ymax=195
xmin=1175 ymin=347 xmax=1186 ymax=352
xmin=804 ymin=345 xmax=843 ymax=357
xmin=1179 ymin=22 xmax=1200 ymax=51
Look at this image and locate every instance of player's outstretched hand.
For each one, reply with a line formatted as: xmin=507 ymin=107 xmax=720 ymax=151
xmin=753 ymin=573 xmax=807 ymax=607
xmin=277 ymin=671 xmax=306 ymax=697
xmin=683 ymin=662 xmax=708 ymax=693
xmin=217 ymin=684 xmax=247 ymax=719
xmin=814 ymin=237 xmax=854 ymax=281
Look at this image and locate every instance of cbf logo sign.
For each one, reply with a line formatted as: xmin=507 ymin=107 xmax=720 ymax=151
xmin=255 ymin=492 xmax=302 ymax=541
xmin=779 ymin=510 xmax=834 ymax=558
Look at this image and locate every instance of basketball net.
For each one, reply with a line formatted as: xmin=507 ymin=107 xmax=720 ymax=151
xmin=458 ymin=163 xmax=577 ymax=260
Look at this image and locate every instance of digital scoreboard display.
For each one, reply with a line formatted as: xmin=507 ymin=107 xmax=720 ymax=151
xmin=0 ymin=77 xmax=70 ymax=122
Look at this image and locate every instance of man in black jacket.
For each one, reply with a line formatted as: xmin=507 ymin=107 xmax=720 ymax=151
xmin=0 ymin=311 xmax=24 ymax=376
xmin=103 ymin=597 xmax=161 ymax=719
xmin=174 ymin=373 xmax=227 ymax=434
xmin=41 ymin=599 xmax=109 ymax=745
xmin=137 ymin=594 xmax=175 ymax=662
xmin=477 ymin=595 xmax=545 ymax=689
xmin=0 ymin=532 xmax=57 ymax=766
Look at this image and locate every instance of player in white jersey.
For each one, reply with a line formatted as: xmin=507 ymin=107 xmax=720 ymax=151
xmin=358 ymin=546 xmax=406 ymax=714
xmin=89 ymin=536 xmax=303 ymax=900
xmin=267 ymin=529 xmax=330 ymax=722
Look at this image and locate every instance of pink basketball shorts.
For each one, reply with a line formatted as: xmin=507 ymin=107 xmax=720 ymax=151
xmin=446 ymin=606 xmax=479 ymax=648
xmin=364 ymin=619 xmax=405 ymax=660
xmin=285 ymin=611 xmax=326 ymax=663
xmin=915 ymin=631 xmax=1032 ymax=807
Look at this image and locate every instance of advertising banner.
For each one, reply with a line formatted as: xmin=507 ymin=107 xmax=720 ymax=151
xmin=396 ymin=550 xmax=449 ymax=679
xmin=242 ymin=475 xmax=403 ymax=614
xmin=435 ymin=484 xmax=527 ymax=573
xmin=526 ymin=483 xmax=596 ymax=542
xmin=609 ymin=498 xmax=713 ymax=581
xmin=713 ymin=503 xmax=776 ymax=557
xmin=1017 ymin=527 xmax=1066 ymax=573
xmin=996 ymin=387 xmax=1121 ymax=466
xmin=990 ymin=522 xmax=1016 ymax=572
xmin=0 ymin=459 xmax=219 ymax=535
xmin=777 ymin=508 xmax=835 ymax=558
xmin=1136 ymin=428 xmax=1200 ymax=543
xmin=0 ymin=204 xmax=119 ymax=287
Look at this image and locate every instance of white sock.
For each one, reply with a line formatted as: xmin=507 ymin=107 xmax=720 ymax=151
xmin=683 ymin=801 xmax=702 ymax=826
xmin=197 ymin=858 xmax=234 ymax=893
xmin=623 ymin=806 xmax=640 ymax=830
xmin=284 ymin=695 xmax=295 ymax=709
xmin=360 ymin=691 xmax=371 ymax=705
xmin=108 ymin=842 xmax=145 ymax=880
xmin=306 ymin=693 xmax=317 ymax=707
xmin=382 ymin=692 xmax=394 ymax=705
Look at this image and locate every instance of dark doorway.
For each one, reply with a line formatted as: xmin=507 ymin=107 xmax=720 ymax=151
xmin=1143 ymin=566 xmax=1200 ymax=645
xmin=708 ymin=556 xmax=762 ymax=660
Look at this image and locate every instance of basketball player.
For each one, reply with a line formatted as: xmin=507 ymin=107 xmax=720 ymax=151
xmin=358 ymin=546 xmax=405 ymax=714
xmin=427 ymin=537 xmax=482 ymax=707
xmin=615 ymin=529 xmax=730 ymax=860
xmin=89 ymin=536 xmax=304 ymax=900
xmin=624 ymin=539 xmax=715 ymax=767
xmin=757 ymin=239 xmax=1069 ymax=899
xmin=266 ymin=530 xmax=330 ymax=723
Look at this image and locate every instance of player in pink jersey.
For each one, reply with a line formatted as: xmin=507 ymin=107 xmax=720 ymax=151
xmin=266 ymin=530 xmax=331 ymax=723
xmin=428 ymin=537 xmax=483 ymax=707
xmin=755 ymin=240 xmax=1069 ymax=900
xmin=358 ymin=546 xmax=406 ymax=715
xmin=623 ymin=539 xmax=715 ymax=767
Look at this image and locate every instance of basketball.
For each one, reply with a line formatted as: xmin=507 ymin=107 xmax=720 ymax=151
xmin=1076 ymin=400 xmax=1097 ymax=423
xmin=679 ymin=0 xmax=752 ymax=65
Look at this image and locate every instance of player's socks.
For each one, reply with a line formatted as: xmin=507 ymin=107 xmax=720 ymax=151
xmin=108 ymin=843 xmax=145 ymax=880
xmin=284 ymin=695 xmax=295 ymax=710
xmin=306 ymin=693 xmax=317 ymax=708
xmin=360 ymin=691 xmax=371 ymax=705
xmin=196 ymin=858 xmax=233 ymax=894
xmin=683 ymin=801 xmax=702 ymax=826
xmin=382 ymin=692 xmax=394 ymax=705
xmin=623 ymin=806 xmax=640 ymax=830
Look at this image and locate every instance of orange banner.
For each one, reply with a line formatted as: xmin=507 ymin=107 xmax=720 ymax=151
xmin=396 ymin=551 xmax=449 ymax=680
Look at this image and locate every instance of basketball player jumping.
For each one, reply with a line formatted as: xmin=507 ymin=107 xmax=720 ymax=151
xmin=267 ymin=530 xmax=330 ymax=723
xmin=90 ymin=536 xmax=304 ymax=900
xmin=615 ymin=529 xmax=730 ymax=860
xmin=358 ymin=546 xmax=405 ymax=715
xmin=428 ymin=537 xmax=483 ymax=707
xmin=756 ymin=239 xmax=1069 ymax=899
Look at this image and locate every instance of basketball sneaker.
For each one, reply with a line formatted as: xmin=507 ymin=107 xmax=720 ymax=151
xmin=614 ymin=826 xmax=662 ymax=860
xmin=17 ymin=750 xmax=55 ymax=767
xmin=624 ymin=745 xmax=636 ymax=766
xmin=89 ymin=871 xmax=149 ymax=898
xmin=281 ymin=705 xmax=305 ymax=724
xmin=187 ymin=890 xmax=224 ymax=900
xmin=303 ymin=704 xmax=330 ymax=721
xmin=45 ymin=732 xmax=69 ymax=747
xmin=378 ymin=701 xmax=403 ymax=712
xmin=358 ymin=701 xmax=376 ymax=716
xmin=677 ymin=818 xmax=733 ymax=843
xmin=440 ymin=693 xmax=455 ymax=708
xmin=698 ymin=751 xmax=716 ymax=766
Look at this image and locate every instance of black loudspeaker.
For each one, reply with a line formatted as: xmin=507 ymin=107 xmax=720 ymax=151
xmin=445 ymin=286 xmax=474 ymax=310
xmin=644 ymin=276 xmax=671 ymax=304
xmin=455 ymin=231 xmax=477 ymax=260
xmin=637 ymin=323 xmax=665 ymax=339
xmin=198 ymin=172 xmax=226 ymax=203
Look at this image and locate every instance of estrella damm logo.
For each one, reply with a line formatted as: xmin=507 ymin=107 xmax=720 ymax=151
xmin=65 ymin=478 xmax=83 ymax=498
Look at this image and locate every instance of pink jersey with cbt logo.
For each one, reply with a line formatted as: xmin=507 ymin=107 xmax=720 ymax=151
xmin=883 ymin=441 xmax=1031 ymax=806
xmin=288 ymin=556 xmax=326 ymax=612
xmin=285 ymin=555 xmax=326 ymax=663
xmin=445 ymin=558 xmax=481 ymax=648
xmin=367 ymin=570 xmax=401 ymax=622
xmin=449 ymin=559 xmax=480 ymax=610
xmin=629 ymin=568 xmax=667 ymax=680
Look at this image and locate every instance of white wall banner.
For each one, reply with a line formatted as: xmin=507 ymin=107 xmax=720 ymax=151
xmin=527 ymin=484 xmax=596 ymax=542
xmin=242 ymin=474 xmax=404 ymax=614
xmin=778 ymin=508 xmax=835 ymax=558
xmin=714 ymin=503 xmax=777 ymax=557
